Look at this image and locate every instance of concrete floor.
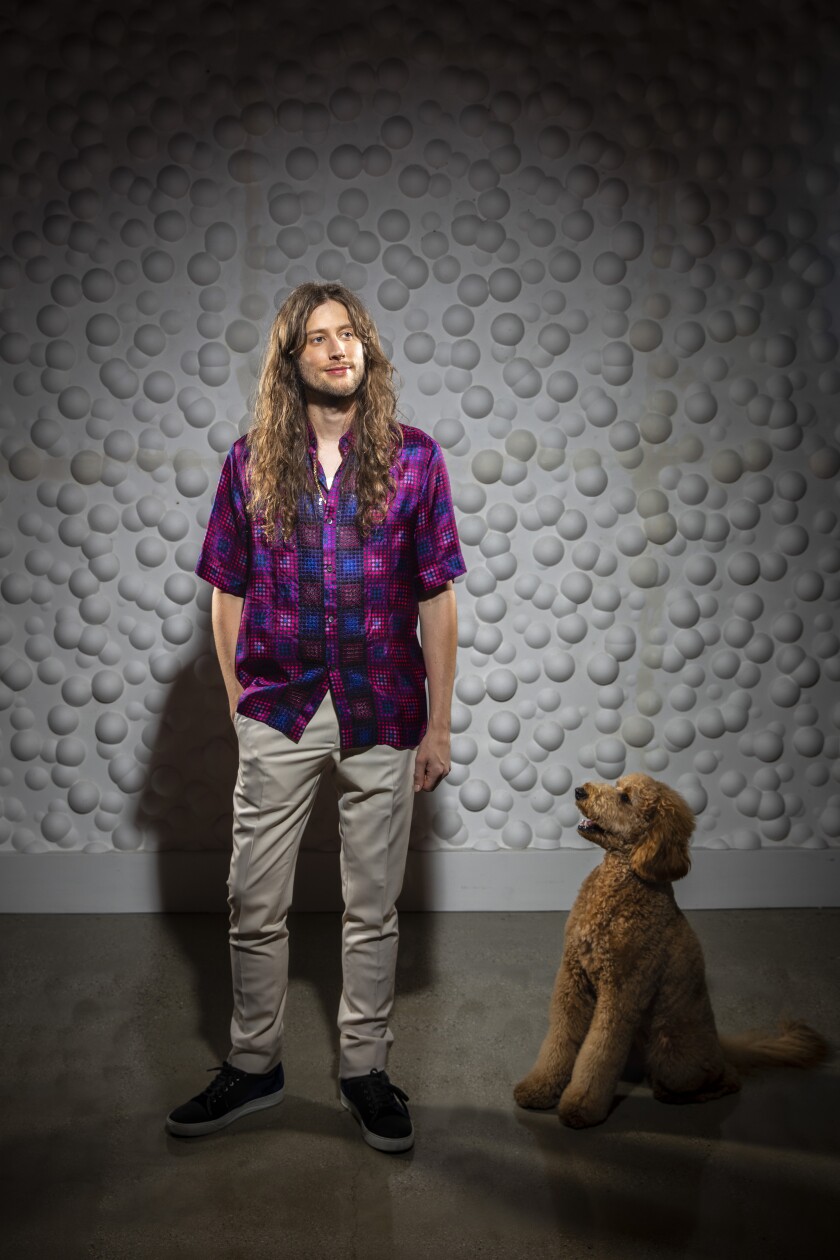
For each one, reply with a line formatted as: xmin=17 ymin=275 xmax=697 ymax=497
xmin=2 ymin=910 xmax=838 ymax=1260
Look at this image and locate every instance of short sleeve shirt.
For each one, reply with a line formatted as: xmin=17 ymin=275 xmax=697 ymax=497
xmin=195 ymin=424 xmax=466 ymax=749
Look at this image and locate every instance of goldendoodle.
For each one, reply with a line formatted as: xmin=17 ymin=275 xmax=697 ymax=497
xmin=514 ymin=773 xmax=828 ymax=1128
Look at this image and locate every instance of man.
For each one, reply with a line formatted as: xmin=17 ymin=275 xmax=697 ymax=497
xmin=166 ymin=282 xmax=465 ymax=1152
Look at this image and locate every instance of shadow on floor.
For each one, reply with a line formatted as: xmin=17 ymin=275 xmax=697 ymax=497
xmin=1 ymin=910 xmax=838 ymax=1259
xmin=5 ymin=1074 xmax=838 ymax=1258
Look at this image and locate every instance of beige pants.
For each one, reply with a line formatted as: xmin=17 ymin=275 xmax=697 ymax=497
xmin=228 ymin=690 xmax=416 ymax=1078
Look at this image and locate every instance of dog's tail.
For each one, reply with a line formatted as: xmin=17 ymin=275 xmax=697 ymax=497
xmin=720 ymin=1020 xmax=829 ymax=1071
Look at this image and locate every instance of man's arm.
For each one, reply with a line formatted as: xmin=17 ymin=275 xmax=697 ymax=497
xmin=414 ymin=581 xmax=458 ymax=792
xmin=212 ymin=587 xmax=245 ymax=719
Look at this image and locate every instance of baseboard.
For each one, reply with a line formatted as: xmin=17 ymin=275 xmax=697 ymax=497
xmin=0 ymin=849 xmax=838 ymax=912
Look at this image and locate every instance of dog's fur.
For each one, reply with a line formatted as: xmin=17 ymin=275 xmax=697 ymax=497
xmin=514 ymin=773 xmax=828 ymax=1128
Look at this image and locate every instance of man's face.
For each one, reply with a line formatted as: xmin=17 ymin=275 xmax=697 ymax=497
xmin=296 ymin=300 xmax=365 ymax=400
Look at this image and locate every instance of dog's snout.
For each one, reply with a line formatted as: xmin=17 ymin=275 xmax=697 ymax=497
xmin=575 ymin=786 xmax=587 ymax=801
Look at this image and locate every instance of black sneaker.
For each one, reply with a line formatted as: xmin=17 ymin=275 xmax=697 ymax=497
xmin=166 ymin=1060 xmax=285 ymax=1137
xmin=339 ymin=1069 xmax=414 ymax=1153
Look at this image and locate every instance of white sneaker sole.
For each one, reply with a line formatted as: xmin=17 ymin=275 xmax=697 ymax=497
xmin=340 ymin=1093 xmax=415 ymax=1153
xmin=166 ymin=1085 xmax=285 ymax=1137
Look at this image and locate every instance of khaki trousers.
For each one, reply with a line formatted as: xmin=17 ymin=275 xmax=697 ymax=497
xmin=228 ymin=690 xmax=416 ymax=1078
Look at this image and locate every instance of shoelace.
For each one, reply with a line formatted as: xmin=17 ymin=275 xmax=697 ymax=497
xmin=357 ymin=1069 xmax=409 ymax=1118
xmin=200 ymin=1062 xmax=244 ymax=1102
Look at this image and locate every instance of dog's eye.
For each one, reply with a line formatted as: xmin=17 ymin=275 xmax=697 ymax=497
xmin=619 ymin=792 xmax=631 ymax=804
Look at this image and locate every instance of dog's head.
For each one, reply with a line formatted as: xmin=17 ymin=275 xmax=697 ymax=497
xmin=574 ymin=773 xmax=694 ymax=883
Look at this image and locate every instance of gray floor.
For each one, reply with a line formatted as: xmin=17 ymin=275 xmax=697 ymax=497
xmin=2 ymin=910 xmax=839 ymax=1260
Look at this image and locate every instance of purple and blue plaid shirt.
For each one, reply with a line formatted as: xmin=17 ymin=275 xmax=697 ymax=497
xmin=196 ymin=424 xmax=466 ymax=749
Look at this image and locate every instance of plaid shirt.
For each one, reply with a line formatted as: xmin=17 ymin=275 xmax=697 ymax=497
xmin=195 ymin=424 xmax=466 ymax=749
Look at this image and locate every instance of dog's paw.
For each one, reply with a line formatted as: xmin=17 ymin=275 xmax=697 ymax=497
xmin=514 ymin=1075 xmax=561 ymax=1110
xmin=558 ymin=1092 xmax=605 ymax=1129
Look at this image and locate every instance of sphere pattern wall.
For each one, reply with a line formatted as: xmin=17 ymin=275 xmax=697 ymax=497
xmin=1 ymin=0 xmax=839 ymax=856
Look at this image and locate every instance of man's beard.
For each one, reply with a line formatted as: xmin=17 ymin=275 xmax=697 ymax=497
xmin=297 ymin=361 xmax=363 ymax=399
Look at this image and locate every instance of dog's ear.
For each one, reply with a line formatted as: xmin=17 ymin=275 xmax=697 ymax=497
xmin=630 ymin=785 xmax=694 ymax=883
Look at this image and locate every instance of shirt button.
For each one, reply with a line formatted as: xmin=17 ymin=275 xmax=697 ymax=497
xmin=326 ymin=614 xmax=334 ymax=625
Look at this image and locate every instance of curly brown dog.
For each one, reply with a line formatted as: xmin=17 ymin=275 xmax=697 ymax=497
xmin=514 ymin=773 xmax=828 ymax=1129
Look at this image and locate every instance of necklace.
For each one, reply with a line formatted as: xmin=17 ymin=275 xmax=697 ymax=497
xmin=312 ymin=456 xmax=327 ymax=506
xmin=313 ymin=451 xmax=346 ymax=505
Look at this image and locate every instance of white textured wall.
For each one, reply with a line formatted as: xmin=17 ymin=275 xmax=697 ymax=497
xmin=1 ymin=0 xmax=839 ymax=907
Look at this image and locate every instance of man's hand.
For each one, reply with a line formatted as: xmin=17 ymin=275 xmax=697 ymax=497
xmin=413 ymin=727 xmax=451 ymax=792
xmin=416 ymin=582 xmax=457 ymax=792
xmin=211 ymin=589 xmax=245 ymax=724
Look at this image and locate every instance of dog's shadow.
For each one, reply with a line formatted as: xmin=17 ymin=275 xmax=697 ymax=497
xmin=514 ymin=1105 xmax=729 ymax=1251
xmin=509 ymin=1064 xmax=838 ymax=1253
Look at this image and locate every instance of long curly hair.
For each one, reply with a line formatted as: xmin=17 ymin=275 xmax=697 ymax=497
xmin=246 ymin=282 xmax=402 ymax=541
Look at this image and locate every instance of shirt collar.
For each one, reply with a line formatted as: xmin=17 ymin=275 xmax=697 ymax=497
xmin=306 ymin=421 xmax=356 ymax=456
